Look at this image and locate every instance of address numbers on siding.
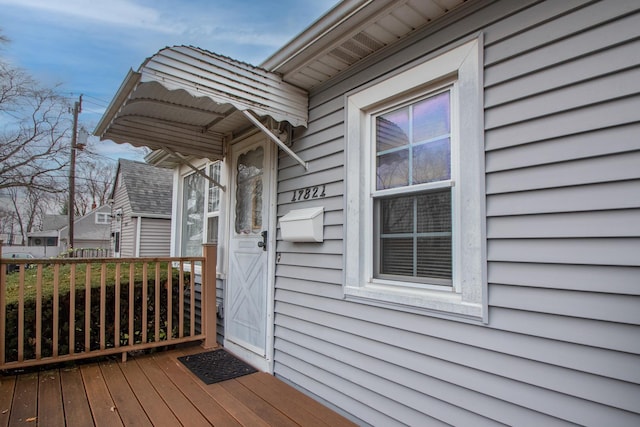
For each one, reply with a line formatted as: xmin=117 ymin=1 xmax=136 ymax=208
xmin=291 ymin=185 xmax=326 ymax=202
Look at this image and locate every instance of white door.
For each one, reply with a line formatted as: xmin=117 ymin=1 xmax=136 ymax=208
xmin=225 ymin=136 xmax=273 ymax=370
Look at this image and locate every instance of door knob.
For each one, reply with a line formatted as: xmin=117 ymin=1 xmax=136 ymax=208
xmin=257 ymin=230 xmax=267 ymax=251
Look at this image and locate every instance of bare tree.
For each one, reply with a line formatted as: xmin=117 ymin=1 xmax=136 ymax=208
xmin=1 ymin=32 xmax=71 ymax=243
xmin=0 ymin=57 xmax=71 ymax=193
xmin=5 ymin=186 xmax=54 ymax=244
xmin=0 ymin=204 xmax=18 ymax=244
xmin=74 ymin=156 xmax=116 ymax=214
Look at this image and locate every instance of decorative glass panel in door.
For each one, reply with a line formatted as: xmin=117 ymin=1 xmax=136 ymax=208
xmin=235 ymin=148 xmax=264 ymax=235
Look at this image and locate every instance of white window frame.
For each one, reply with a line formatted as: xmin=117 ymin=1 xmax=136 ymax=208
xmin=175 ymin=160 xmax=225 ymax=276
xmin=206 ymin=162 xmax=222 ymax=244
xmin=95 ymin=212 xmax=110 ymax=224
xmin=344 ymin=36 xmax=487 ymax=322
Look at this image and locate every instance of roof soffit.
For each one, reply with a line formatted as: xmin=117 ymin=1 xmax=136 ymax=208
xmin=261 ymin=0 xmax=468 ymax=90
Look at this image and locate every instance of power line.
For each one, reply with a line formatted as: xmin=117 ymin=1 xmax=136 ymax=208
xmin=45 ymin=174 xmax=114 ymax=185
xmin=82 ymin=94 xmax=109 ymax=106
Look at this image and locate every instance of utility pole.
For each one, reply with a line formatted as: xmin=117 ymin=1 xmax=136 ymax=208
xmin=68 ymin=95 xmax=82 ymax=253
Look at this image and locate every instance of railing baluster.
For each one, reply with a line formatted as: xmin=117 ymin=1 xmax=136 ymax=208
xmin=142 ymin=262 xmax=148 ymax=344
xmin=129 ymin=263 xmax=134 ymax=347
xmin=190 ymin=261 xmax=195 ymax=337
xmin=18 ymin=266 xmax=24 ymax=362
xmin=203 ymin=244 xmax=217 ymax=349
xmin=35 ymin=265 xmax=43 ymax=360
xmin=154 ymin=262 xmax=160 ymax=343
xmin=100 ymin=263 xmax=106 ymax=350
xmin=166 ymin=262 xmax=172 ymax=341
xmin=85 ymin=264 xmax=91 ymax=353
xmin=115 ymin=263 xmax=121 ymax=349
xmin=53 ymin=264 xmax=60 ymax=358
xmin=179 ymin=261 xmax=184 ymax=338
xmin=0 ymin=248 xmax=6 ymax=365
xmin=69 ymin=264 xmax=76 ymax=355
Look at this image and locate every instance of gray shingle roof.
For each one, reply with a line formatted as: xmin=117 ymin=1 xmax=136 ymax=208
xmin=118 ymin=159 xmax=173 ymax=216
xmin=41 ymin=214 xmax=68 ymax=231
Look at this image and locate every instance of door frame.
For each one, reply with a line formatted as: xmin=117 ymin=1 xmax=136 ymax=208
xmin=223 ymin=132 xmax=277 ymax=373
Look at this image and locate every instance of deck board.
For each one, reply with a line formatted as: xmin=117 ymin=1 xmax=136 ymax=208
xmin=37 ymin=369 xmax=65 ymax=427
xmin=99 ymin=360 xmax=153 ymax=427
xmin=237 ymin=373 xmax=330 ymax=427
xmin=135 ymin=355 xmax=211 ymax=427
xmin=9 ymin=373 xmax=38 ymax=426
xmin=0 ymin=376 xmax=16 ymax=427
xmin=81 ymin=364 xmax=125 ymax=427
xmin=0 ymin=344 xmax=356 ymax=426
xmin=252 ymin=372 xmax=356 ymax=426
xmin=118 ymin=356 xmax=180 ymax=427
xmin=59 ymin=367 xmax=95 ymax=427
xmin=151 ymin=351 xmax=242 ymax=427
xmin=221 ymin=379 xmax=300 ymax=427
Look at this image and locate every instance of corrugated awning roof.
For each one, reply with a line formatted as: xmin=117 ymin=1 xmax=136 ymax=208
xmin=94 ymin=46 xmax=308 ymax=160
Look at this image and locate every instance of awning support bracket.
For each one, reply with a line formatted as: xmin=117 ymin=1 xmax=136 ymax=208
xmin=242 ymin=110 xmax=309 ymax=171
xmin=161 ymin=146 xmax=226 ymax=191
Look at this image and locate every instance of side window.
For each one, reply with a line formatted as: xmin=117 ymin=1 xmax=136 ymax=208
xmin=181 ymin=170 xmax=205 ymax=257
xmin=344 ymin=37 xmax=486 ymax=321
xmin=206 ymin=162 xmax=222 ymax=244
xmin=179 ymin=161 xmax=224 ymax=259
xmin=96 ymin=212 xmax=110 ymax=224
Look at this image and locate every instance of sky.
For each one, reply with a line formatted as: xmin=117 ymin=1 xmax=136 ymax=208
xmin=0 ymin=0 xmax=339 ymax=163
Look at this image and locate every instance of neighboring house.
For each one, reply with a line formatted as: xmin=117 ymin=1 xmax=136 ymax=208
xmin=58 ymin=206 xmax=111 ymax=253
xmin=109 ymin=159 xmax=173 ymax=257
xmin=95 ymin=1 xmax=640 ymax=425
xmin=27 ymin=214 xmax=67 ymax=249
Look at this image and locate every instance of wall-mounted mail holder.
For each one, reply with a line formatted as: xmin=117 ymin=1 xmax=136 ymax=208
xmin=279 ymin=206 xmax=324 ymax=242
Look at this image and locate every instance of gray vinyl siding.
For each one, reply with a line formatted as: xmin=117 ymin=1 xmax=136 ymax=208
xmin=119 ymin=216 xmax=136 ymax=258
xmin=273 ymin=0 xmax=640 ymax=426
xmin=138 ymin=218 xmax=171 ymax=257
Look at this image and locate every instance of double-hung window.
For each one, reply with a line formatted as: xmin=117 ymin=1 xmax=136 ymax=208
xmin=374 ymin=89 xmax=453 ymax=285
xmin=344 ymin=37 xmax=486 ymax=322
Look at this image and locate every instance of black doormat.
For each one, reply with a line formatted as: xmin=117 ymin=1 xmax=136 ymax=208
xmin=178 ymin=349 xmax=257 ymax=385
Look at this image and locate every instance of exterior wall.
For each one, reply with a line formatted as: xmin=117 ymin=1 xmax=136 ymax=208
xmin=111 ymin=173 xmax=134 ymax=257
xmin=119 ymin=216 xmax=137 ymax=258
xmin=138 ymin=218 xmax=171 ymax=257
xmin=273 ymin=1 xmax=640 ymax=425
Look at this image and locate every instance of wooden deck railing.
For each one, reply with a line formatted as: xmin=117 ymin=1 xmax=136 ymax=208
xmin=0 ymin=244 xmax=217 ymax=370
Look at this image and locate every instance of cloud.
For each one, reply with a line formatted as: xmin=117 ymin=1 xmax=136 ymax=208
xmin=1 ymin=0 xmax=341 ymax=163
xmin=88 ymin=138 xmax=147 ymax=162
xmin=0 ymin=0 xmax=177 ymax=33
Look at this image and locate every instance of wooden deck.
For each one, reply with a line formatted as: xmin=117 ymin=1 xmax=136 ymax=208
xmin=0 ymin=344 xmax=356 ymax=426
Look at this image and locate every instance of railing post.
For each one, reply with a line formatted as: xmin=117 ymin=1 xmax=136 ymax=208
xmin=0 ymin=241 xmax=4 ymax=366
xmin=202 ymin=244 xmax=218 ymax=349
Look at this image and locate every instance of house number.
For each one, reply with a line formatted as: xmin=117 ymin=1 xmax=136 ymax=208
xmin=291 ymin=185 xmax=326 ymax=202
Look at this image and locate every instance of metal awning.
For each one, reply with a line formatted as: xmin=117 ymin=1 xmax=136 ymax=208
xmin=94 ymin=46 xmax=309 ymax=161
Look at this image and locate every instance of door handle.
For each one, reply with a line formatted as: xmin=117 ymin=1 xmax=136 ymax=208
xmin=257 ymin=230 xmax=267 ymax=251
